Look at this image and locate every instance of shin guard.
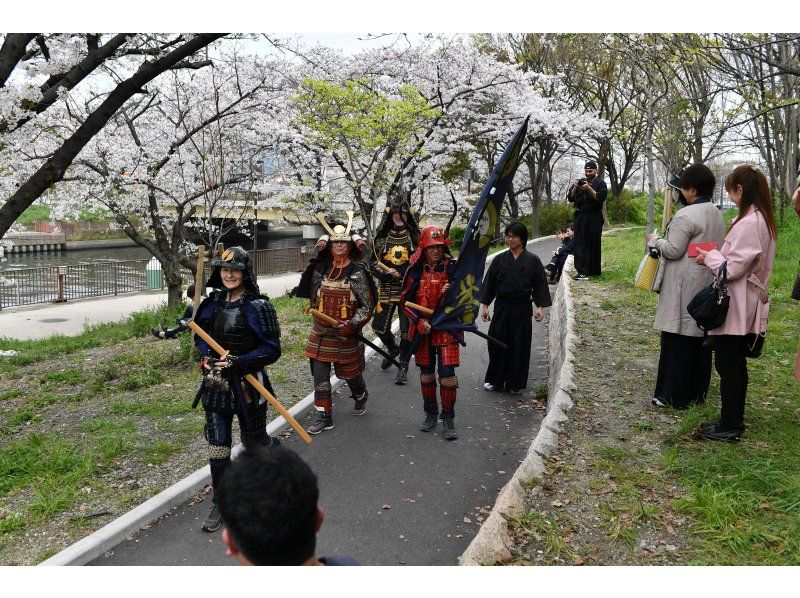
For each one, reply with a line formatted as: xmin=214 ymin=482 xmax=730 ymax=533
xmin=420 ymin=373 xmax=438 ymax=414
xmin=439 ymin=375 xmax=458 ymax=418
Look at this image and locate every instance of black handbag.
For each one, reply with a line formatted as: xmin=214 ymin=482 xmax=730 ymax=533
xmin=688 ymin=261 xmax=729 ymax=332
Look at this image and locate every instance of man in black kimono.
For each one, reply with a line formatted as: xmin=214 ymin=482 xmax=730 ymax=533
xmin=567 ymin=160 xmax=608 ymax=280
xmin=479 ymin=222 xmax=552 ymax=394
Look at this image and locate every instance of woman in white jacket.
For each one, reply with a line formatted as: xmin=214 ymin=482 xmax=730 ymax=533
xmin=695 ymin=165 xmax=777 ymax=442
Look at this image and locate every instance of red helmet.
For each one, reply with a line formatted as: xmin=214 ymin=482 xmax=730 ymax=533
xmin=417 ymin=225 xmax=450 ymax=250
xmin=410 ymin=225 xmax=451 ymax=265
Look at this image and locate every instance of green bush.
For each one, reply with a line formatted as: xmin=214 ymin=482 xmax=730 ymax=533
xmin=538 ymin=203 xmax=575 ymax=236
xmin=606 ymin=190 xmax=665 ymax=227
xmin=448 ymin=226 xmax=466 ymax=249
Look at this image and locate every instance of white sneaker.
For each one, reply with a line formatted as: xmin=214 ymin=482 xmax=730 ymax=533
xmin=483 ymin=383 xmax=496 ymax=391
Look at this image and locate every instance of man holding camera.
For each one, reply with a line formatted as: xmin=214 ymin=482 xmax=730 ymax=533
xmin=567 ymin=160 xmax=608 ymax=280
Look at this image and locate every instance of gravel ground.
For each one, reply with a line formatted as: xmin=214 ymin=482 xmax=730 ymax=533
xmin=507 ymin=277 xmax=693 ymax=565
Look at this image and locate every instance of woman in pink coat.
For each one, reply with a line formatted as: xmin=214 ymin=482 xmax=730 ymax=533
xmin=695 ymin=165 xmax=777 ymax=442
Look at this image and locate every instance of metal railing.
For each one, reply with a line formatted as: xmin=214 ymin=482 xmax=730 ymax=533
xmin=248 ymin=245 xmax=307 ymax=276
xmin=0 ymin=246 xmax=306 ymax=310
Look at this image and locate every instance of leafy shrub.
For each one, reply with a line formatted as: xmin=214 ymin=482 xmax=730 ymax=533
xmin=448 ymin=226 xmax=466 ymax=249
xmin=538 ymin=203 xmax=575 ymax=236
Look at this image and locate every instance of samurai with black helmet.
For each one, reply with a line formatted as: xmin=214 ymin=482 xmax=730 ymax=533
xmin=191 ymin=246 xmax=282 ymax=532
xmin=370 ymin=186 xmax=420 ymax=384
xmin=297 ymin=213 xmax=376 ymax=435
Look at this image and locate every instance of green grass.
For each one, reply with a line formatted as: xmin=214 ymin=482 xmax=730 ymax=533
xmin=141 ymin=441 xmax=181 ymax=465
xmin=600 ymin=214 xmax=800 ymax=564
xmin=0 ymin=390 xmax=23 ymax=400
xmin=0 ymin=301 xmax=189 ymax=370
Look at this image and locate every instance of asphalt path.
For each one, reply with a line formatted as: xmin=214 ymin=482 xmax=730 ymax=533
xmin=89 ymin=241 xmax=559 ymax=566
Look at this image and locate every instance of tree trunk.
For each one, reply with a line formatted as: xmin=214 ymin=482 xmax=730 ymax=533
xmin=645 ymin=83 xmax=656 ymax=235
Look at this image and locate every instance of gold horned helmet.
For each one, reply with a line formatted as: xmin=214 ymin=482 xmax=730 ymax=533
xmin=316 ymin=211 xmax=355 ymax=242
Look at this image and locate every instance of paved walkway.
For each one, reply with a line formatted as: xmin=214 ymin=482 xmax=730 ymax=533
xmin=88 ymin=240 xmax=559 ymax=566
xmin=0 ymin=272 xmax=302 ymax=341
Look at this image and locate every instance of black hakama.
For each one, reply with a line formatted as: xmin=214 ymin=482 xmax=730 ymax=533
xmin=480 ymin=250 xmax=552 ymax=391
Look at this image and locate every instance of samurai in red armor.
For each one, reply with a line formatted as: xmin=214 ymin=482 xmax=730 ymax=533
xmin=301 ymin=213 xmax=376 ymax=435
xmin=400 ymin=225 xmax=462 ymax=440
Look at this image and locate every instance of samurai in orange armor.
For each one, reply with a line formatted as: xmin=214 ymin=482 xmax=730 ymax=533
xmin=400 ymin=225 xmax=462 ymax=440
xmin=302 ymin=213 xmax=376 ymax=434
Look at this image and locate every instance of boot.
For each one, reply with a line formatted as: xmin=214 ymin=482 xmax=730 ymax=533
xmin=201 ymin=503 xmax=222 ymax=532
xmin=441 ymin=417 xmax=458 ymax=441
xmin=307 ymin=413 xmax=334 ymax=435
xmin=352 ymin=391 xmax=368 ymax=416
xmin=394 ymin=364 xmax=408 ymax=385
xmin=419 ymin=412 xmax=438 ymax=432
xmin=380 ymin=341 xmax=399 ymax=370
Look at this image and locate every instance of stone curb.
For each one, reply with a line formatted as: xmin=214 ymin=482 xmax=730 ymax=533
xmin=41 ymin=235 xmax=558 ymax=566
xmin=458 ymin=227 xmax=637 ymax=565
xmin=459 ymin=254 xmax=577 ymax=566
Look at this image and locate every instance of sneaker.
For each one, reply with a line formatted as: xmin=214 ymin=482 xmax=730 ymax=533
xmin=483 ymin=382 xmax=496 ymax=391
xmin=651 ymin=397 xmax=669 ymax=408
xmin=380 ymin=355 xmax=395 ymax=370
xmin=201 ymin=504 xmax=222 ymax=532
xmin=419 ymin=413 xmax=438 ymax=433
xmin=573 ymin=273 xmax=589 ymax=281
xmin=352 ymin=394 xmax=368 ymax=416
xmin=394 ymin=365 xmax=408 ymax=385
xmin=700 ymin=423 xmax=741 ymax=443
xmin=441 ymin=417 xmax=458 ymax=441
xmin=307 ymin=414 xmax=334 ymax=435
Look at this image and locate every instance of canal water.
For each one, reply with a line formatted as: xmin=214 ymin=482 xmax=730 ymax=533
xmin=0 ymin=235 xmax=307 ymax=272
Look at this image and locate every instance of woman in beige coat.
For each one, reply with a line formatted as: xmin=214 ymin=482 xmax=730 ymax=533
xmin=646 ymin=164 xmax=726 ymax=409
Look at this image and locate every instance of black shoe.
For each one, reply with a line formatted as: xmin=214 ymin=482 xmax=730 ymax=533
xmin=700 ymin=420 xmax=745 ymax=433
xmin=380 ymin=355 xmax=394 ymax=370
xmin=419 ymin=413 xmax=438 ymax=432
xmin=352 ymin=393 xmax=368 ymax=416
xmin=201 ymin=504 xmax=222 ymax=532
xmin=441 ymin=417 xmax=458 ymax=440
xmin=700 ymin=423 xmax=741 ymax=443
xmin=394 ymin=365 xmax=408 ymax=385
xmin=307 ymin=414 xmax=334 ymax=434
xmin=573 ymin=273 xmax=589 ymax=281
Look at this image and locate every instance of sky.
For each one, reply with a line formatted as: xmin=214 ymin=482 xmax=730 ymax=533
xmin=4 ymin=0 xmax=789 ymax=33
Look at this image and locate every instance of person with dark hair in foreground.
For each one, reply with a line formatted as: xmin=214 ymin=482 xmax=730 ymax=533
xmin=217 ymin=446 xmax=359 ymax=566
xmin=480 ymin=221 xmax=551 ymax=394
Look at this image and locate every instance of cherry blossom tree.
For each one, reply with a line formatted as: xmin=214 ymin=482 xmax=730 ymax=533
xmin=0 ymin=33 xmax=226 ymax=242
xmin=57 ymin=51 xmax=290 ymax=305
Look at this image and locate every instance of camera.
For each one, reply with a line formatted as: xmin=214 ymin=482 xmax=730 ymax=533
xmin=576 ymin=177 xmax=587 ymax=186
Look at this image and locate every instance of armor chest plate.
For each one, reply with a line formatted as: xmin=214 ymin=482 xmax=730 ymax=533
xmin=417 ymin=264 xmax=449 ymax=308
xmin=382 ymin=230 xmax=413 ymax=267
xmin=319 ymin=277 xmax=357 ymax=321
xmin=210 ymin=303 xmax=258 ymax=357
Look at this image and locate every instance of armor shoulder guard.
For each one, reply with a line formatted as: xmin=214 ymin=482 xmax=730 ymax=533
xmin=248 ymin=297 xmax=281 ymax=338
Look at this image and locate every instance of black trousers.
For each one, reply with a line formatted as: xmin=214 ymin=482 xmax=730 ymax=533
xmin=654 ymin=332 xmax=712 ymax=409
xmin=713 ymin=335 xmax=748 ymax=429
xmin=573 ymin=212 xmax=604 ymax=276
xmin=484 ymin=300 xmax=533 ymax=391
